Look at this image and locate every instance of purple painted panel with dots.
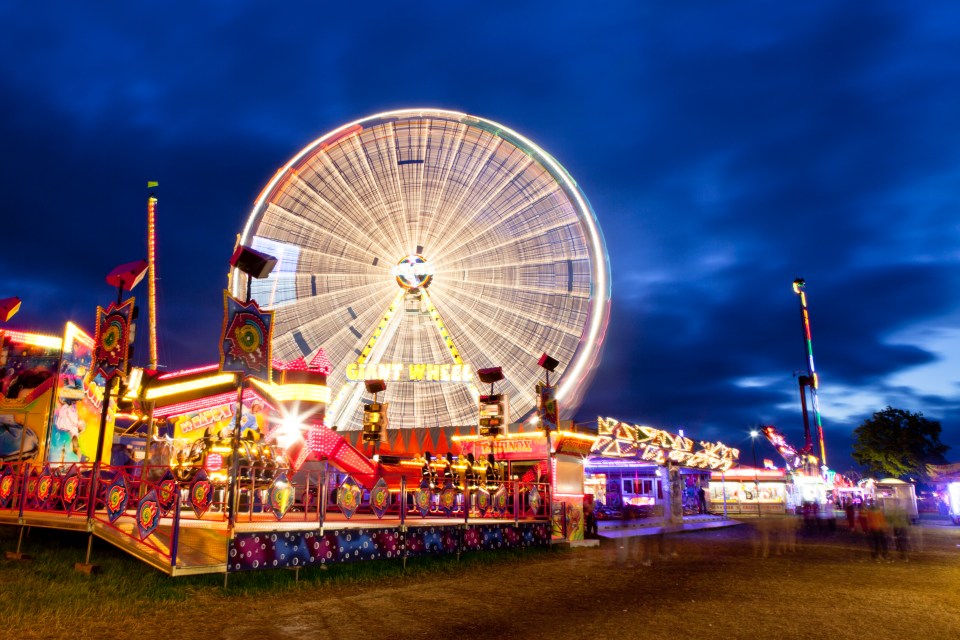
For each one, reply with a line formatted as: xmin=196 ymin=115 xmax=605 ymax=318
xmin=227 ymin=522 xmax=550 ymax=572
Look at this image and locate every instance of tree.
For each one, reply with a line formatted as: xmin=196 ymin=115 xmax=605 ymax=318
xmin=852 ymin=406 xmax=950 ymax=480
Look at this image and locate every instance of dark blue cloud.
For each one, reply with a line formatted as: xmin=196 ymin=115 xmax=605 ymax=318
xmin=2 ymin=1 xmax=959 ymax=470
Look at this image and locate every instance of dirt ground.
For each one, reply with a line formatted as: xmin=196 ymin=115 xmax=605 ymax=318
xmin=5 ymin=520 xmax=960 ymax=640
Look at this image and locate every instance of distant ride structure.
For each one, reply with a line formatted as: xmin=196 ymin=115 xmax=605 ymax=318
xmin=231 ymin=108 xmax=610 ymax=432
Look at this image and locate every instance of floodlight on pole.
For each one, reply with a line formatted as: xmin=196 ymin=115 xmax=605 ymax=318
xmin=0 ymin=297 xmax=22 ymax=323
xmin=750 ymin=430 xmax=761 ymax=519
xmin=230 ymin=245 xmax=278 ymax=302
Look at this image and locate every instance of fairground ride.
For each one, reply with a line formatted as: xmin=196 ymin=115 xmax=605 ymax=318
xmin=231 ymin=109 xmax=610 ymax=432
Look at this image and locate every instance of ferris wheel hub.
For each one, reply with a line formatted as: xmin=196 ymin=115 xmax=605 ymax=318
xmin=392 ymin=254 xmax=433 ymax=291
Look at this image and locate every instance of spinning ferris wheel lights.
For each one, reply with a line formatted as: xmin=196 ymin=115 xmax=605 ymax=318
xmin=233 ymin=108 xmax=610 ymax=431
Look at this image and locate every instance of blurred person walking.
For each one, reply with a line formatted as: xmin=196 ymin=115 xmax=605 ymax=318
xmin=865 ymin=502 xmax=889 ymax=561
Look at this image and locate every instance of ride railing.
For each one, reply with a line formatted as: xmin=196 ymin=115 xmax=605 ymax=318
xmin=1 ymin=460 xmax=552 ymax=532
xmin=87 ymin=464 xmax=186 ymax=568
xmin=227 ymin=467 xmax=552 ymax=526
xmin=0 ymin=460 xmax=97 ymax=520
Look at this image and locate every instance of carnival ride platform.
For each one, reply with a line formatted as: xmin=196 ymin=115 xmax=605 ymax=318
xmin=1 ymin=462 xmax=553 ymax=577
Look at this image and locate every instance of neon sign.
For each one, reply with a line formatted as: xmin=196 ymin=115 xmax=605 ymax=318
xmin=346 ymin=362 xmax=473 ymax=382
xmin=593 ymin=417 xmax=739 ymax=471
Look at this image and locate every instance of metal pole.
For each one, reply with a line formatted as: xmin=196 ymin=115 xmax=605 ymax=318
xmin=319 ymin=461 xmax=329 ymax=533
xmin=514 ymin=477 xmax=519 ymax=525
xmin=721 ymin=471 xmax=728 ymax=518
xmin=139 ymin=400 xmax=156 ymax=498
xmin=226 ymin=378 xmax=244 ymax=528
xmin=752 ymin=437 xmax=761 ymax=519
xmin=303 ymin=473 xmax=310 ymax=523
xmin=170 ymin=491 xmax=182 ymax=569
xmin=400 ymin=475 xmax=406 ymax=527
xmin=87 ymin=376 xmax=116 ymax=521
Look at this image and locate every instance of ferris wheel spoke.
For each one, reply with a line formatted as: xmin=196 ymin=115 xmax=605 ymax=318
xmin=268 ymin=176 xmax=407 ymax=268
xmin=353 ymin=125 xmax=414 ymax=255
xmin=431 ymin=160 xmax=562 ymax=263
xmin=432 ymin=279 xmax=586 ymax=355
xmin=420 ymin=129 xmax=506 ymax=253
xmin=431 ymin=277 xmax=590 ymax=336
xmin=310 ymin=142 xmax=407 ymax=259
xmin=415 ymin=120 xmax=465 ymax=255
xmin=428 ymin=149 xmax=536 ymax=261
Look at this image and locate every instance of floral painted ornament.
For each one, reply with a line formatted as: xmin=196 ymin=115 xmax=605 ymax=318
xmin=24 ymin=470 xmax=38 ymax=506
xmin=439 ymin=482 xmax=458 ymax=516
xmin=105 ymin=473 xmax=130 ymax=523
xmin=475 ymin=488 xmax=491 ymax=516
xmin=337 ymin=476 xmax=362 ymax=520
xmin=156 ymin=470 xmax=178 ymax=514
xmin=0 ymin=467 xmax=14 ymax=507
xmin=416 ymin=479 xmax=432 ymax=517
xmin=493 ymin=485 xmax=509 ymax=515
xmin=527 ymin=485 xmax=541 ymax=515
xmin=37 ymin=466 xmax=54 ymax=504
xmin=61 ymin=464 xmax=80 ymax=513
xmin=369 ymin=477 xmax=390 ymax=519
xmin=268 ymin=472 xmax=294 ymax=521
xmin=189 ymin=469 xmax=214 ymax=519
xmin=136 ymin=490 xmax=161 ymax=540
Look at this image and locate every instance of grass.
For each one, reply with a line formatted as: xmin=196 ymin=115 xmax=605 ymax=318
xmin=0 ymin=524 xmax=554 ymax=638
xmin=3 ymin=520 xmax=960 ymax=640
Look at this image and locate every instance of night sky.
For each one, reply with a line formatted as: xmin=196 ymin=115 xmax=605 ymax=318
xmin=3 ymin=2 xmax=958 ymax=471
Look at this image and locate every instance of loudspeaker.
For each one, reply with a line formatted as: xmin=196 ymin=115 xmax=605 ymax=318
xmin=364 ymin=379 xmax=387 ymax=394
xmin=230 ymin=245 xmax=277 ymax=279
xmin=477 ymin=367 xmax=504 ymax=384
xmin=106 ymin=260 xmax=149 ymax=291
xmin=0 ymin=297 xmax=21 ymax=323
xmin=538 ymin=353 xmax=559 ymax=372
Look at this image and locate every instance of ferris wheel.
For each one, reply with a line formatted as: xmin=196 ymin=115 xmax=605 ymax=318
xmin=232 ymin=108 xmax=610 ymax=432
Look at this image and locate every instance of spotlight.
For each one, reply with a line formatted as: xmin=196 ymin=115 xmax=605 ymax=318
xmin=0 ymin=297 xmax=21 ymax=323
xmin=477 ymin=367 xmax=504 ymax=385
xmin=230 ymin=245 xmax=278 ymax=279
xmin=106 ymin=260 xmax=149 ymax=291
xmin=364 ymin=379 xmax=387 ymax=395
xmin=538 ymin=353 xmax=559 ymax=372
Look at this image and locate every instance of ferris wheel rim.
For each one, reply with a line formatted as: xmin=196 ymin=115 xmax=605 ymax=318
xmin=233 ymin=107 xmax=611 ymax=416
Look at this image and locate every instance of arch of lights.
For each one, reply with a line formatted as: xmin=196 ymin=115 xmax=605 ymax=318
xmin=592 ymin=417 xmax=740 ymax=472
xmin=232 ymin=109 xmax=610 ymax=432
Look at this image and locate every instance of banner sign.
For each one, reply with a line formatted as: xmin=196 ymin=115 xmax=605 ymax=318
xmin=219 ymin=292 xmax=274 ymax=380
xmin=94 ymin=299 xmax=134 ymax=382
xmin=50 ymin=324 xmax=115 ymax=466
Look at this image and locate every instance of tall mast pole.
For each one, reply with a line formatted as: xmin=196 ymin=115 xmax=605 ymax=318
xmin=147 ymin=182 xmax=159 ymax=369
xmin=792 ymin=278 xmax=826 ymax=469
